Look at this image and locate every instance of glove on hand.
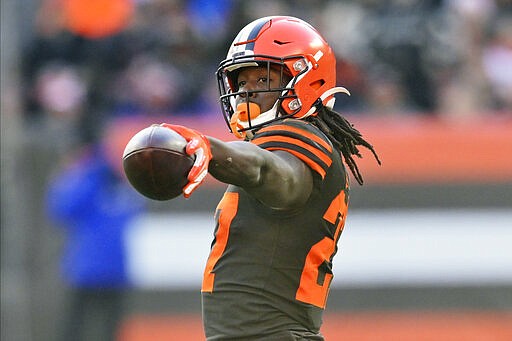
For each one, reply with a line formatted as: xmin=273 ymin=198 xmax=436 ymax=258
xmin=160 ymin=123 xmax=212 ymax=198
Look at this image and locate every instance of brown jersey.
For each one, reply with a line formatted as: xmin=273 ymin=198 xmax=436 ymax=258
xmin=202 ymin=119 xmax=349 ymax=340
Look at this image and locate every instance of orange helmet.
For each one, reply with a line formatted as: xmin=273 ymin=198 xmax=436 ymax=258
xmin=216 ymin=16 xmax=349 ymax=137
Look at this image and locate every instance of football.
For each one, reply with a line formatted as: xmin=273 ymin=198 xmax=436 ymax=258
xmin=122 ymin=125 xmax=194 ymax=201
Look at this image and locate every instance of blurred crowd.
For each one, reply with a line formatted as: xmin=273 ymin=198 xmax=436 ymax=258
xmin=21 ymin=0 xmax=512 ymax=147
xmin=9 ymin=3 xmax=512 ymax=339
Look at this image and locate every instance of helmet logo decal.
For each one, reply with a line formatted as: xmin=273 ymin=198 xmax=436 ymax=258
xmin=273 ymin=40 xmax=292 ymax=45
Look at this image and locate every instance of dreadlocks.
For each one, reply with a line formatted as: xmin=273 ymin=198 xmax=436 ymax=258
xmin=308 ymin=104 xmax=381 ymax=185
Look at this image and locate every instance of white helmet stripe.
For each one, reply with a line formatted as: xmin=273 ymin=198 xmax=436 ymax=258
xmin=228 ymin=16 xmax=276 ymax=57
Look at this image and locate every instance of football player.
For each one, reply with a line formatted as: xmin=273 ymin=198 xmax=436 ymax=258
xmin=162 ymin=16 xmax=380 ymax=340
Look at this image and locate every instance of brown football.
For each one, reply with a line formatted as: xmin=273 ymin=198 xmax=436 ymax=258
xmin=122 ymin=125 xmax=194 ymax=201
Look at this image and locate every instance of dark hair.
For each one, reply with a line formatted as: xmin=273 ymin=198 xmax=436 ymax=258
xmin=308 ymin=103 xmax=381 ymax=185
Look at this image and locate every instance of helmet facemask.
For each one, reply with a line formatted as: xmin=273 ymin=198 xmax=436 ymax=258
xmin=217 ymin=56 xmax=308 ymax=138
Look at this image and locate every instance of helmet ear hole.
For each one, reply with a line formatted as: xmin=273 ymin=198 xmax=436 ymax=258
xmin=310 ymin=79 xmax=325 ymax=90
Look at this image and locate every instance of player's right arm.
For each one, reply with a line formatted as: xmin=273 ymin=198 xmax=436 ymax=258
xmin=207 ymin=136 xmax=313 ymax=210
xmin=160 ymin=123 xmax=313 ymax=209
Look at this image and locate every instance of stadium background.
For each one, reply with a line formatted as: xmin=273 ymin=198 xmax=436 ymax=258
xmin=2 ymin=0 xmax=511 ymax=340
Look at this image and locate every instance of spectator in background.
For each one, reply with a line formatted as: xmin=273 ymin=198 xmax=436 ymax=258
xmin=28 ymin=62 xmax=87 ymax=155
xmin=362 ymin=0 xmax=440 ymax=113
xmin=433 ymin=0 xmax=496 ymax=117
xmin=318 ymin=0 xmax=441 ymax=115
xmin=482 ymin=16 xmax=512 ymax=111
xmin=45 ymin=120 xmax=146 ymax=341
xmin=363 ymin=65 xmax=413 ymax=116
xmin=109 ymin=54 xmax=186 ymax=117
xmin=23 ymin=0 xmax=512 ymax=124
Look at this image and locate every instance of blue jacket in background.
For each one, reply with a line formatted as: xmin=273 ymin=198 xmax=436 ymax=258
xmin=46 ymin=145 xmax=146 ymax=288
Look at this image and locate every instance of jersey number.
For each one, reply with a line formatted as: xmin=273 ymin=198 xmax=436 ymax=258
xmin=295 ymin=190 xmax=348 ymax=308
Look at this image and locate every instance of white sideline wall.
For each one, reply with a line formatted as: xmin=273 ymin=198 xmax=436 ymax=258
xmin=125 ymin=209 xmax=512 ymax=289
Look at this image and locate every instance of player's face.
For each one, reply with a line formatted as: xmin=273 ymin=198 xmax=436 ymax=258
xmin=235 ymin=66 xmax=289 ymax=113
